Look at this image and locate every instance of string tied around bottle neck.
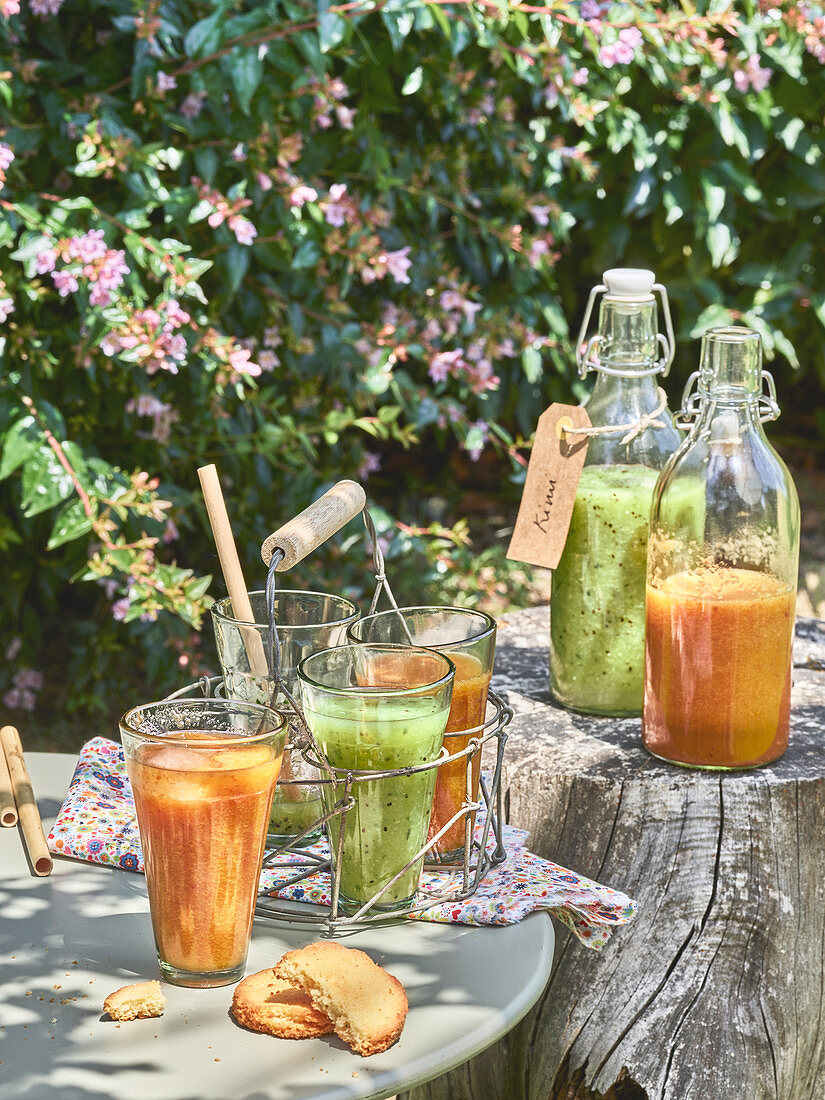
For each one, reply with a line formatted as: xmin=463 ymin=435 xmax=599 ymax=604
xmin=562 ymin=386 xmax=669 ymax=446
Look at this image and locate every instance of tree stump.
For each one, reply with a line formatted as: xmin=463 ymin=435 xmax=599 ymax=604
xmin=400 ymin=608 xmax=825 ymax=1100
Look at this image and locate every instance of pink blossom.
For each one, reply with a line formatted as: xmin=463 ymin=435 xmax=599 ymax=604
xmin=527 ymin=239 xmax=551 ymax=265
xmin=385 ymin=247 xmax=412 ymax=284
xmin=0 ymin=0 xmax=21 ymax=15
xmin=89 ymin=284 xmax=113 ymax=307
xmin=5 ymin=636 xmax=22 ymax=660
xmin=528 ymin=204 xmax=551 ymax=226
xmin=619 ymin=27 xmax=643 ymax=49
xmin=543 ymin=81 xmax=561 ymax=108
xmin=207 ymin=202 xmax=230 ymax=228
xmin=263 ymin=326 xmax=282 ymax=348
xmin=69 ymin=229 xmax=107 ymax=263
xmin=496 ymin=338 xmax=518 ymax=358
xmin=31 ymin=0 xmax=64 ymax=14
xmin=572 ymin=67 xmax=589 ymax=86
xmin=165 ymin=300 xmax=190 ymax=328
xmin=580 ymin=0 xmax=602 ymax=17
xmin=257 ymin=350 xmax=279 ymax=372
xmin=52 ymin=269 xmax=79 ymax=296
xmin=112 ymin=598 xmax=131 ymax=621
xmin=228 ymin=346 xmax=261 ymax=377
xmin=229 ymin=215 xmax=257 ymax=245
xmin=290 ymin=184 xmax=318 ymax=207
xmin=256 ymin=171 xmax=273 ymax=191
xmin=0 ymin=143 xmax=14 ymax=172
xmin=429 ymin=348 xmax=466 ymax=383
xmin=15 ymin=668 xmax=43 ymax=690
xmin=2 ymin=687 xmax=36 ymax=711
xmin=464 ymin=419 xmax=489 ymax=462
xmin=358 ymin=451 xmax=381 ymax=479
xmin=314 ymin=111 xmax=333 ymax=131
xmin=180 ymin=92 xmax=207 ymax=119
xmin=734 ymin=55 xmax=773 ymax=93
xmin=128 ymin=394 xmax=168 ymax=418
xmin=163 ymin=519 xmax=180 ymax=544
xmin=90 ymin=250 xmax=129 ymax=297
xmin=328 ymin=77 xmax=348 ymax=101
xmin=421 ymin=319 xmax=442 ymax=343
xmin=231 ymin=143 xmax=246 ymax=162
xmin=322 ymin=183 xmax=350 ymax=227
xmin=156 ymin=72 xmax=177 ymax=93
xmin=335 ymin=105 xmax=356 ymax=129
xmin=0 ymin=297 xmax=13 ymax=322
xmin=35 ymin=248 xmax=57 ymax=274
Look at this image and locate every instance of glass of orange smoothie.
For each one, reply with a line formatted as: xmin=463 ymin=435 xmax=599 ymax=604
xmin=120 ymin=698 xmax=287 ymax=987
xmin=348 ymin=607 xmax=496 ymax=861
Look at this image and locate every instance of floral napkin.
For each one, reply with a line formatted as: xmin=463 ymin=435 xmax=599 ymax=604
xmin=47 ymin=737 xmax=637 ymax=950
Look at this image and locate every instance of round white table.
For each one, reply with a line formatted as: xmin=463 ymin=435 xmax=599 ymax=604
xmin=0 ymin=753 xmax=555 ymax=1100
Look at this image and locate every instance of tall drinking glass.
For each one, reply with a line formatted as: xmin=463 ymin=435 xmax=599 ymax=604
xmin=297 ymin=643 xmax=454 ymax=914
xmin=347 ymin=607 xmax=496 ymax=860
xmin=120 ymin=698 xmax=287 ymax=988
xmin=211 ymin=590 xmax=359 ymax=846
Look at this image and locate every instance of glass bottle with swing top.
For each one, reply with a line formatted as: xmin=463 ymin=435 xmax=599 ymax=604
xmin=642 ymin=326 xmax=800 ymax=769
xmin=549 ymin=268 xmax=682 ymax=716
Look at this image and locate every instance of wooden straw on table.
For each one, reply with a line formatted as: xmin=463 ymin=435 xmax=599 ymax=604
xmin=0 ymin=725 xmax=53 ymax=875
xmin=0 ymin=737 xmax=17 ymax=827
xmin=197 ymin=463 xmax=298 ymax=795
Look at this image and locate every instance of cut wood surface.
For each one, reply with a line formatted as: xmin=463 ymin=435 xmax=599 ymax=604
xmin=400 ymin=608 xmax=825 ymax=1100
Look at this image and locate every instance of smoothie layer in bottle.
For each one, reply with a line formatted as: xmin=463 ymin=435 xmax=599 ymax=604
xmin=126 ymin=736 xmax=281 ymax=978
xmin=304 ymin=695 xmax=449 ymax=912
xmin=550 ymin=464 xmax=659 ymax=715
xmin=643 ymin=566 xmax=794 ymax=768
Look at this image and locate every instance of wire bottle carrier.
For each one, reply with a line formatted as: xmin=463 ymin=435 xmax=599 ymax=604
xmin=170 ymin=482 xmax=512 ymax=929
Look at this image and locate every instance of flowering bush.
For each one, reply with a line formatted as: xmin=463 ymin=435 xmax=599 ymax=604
xmin=1 ymin=0 xmax=824 ymax=720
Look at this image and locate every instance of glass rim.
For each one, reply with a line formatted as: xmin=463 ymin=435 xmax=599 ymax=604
xmin=211 ymin=589 xmax=359 ymax=630
xmin=297 ymin=642 xmax=455 ymax=697
xmin=119 ymin=696 xmax=287 ymax=746
xmin=346 ymin=605 xmax=496 ymax=648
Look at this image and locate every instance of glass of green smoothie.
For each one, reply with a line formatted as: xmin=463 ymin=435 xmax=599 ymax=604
xmin=297 ymin=643 xmax=455 ymax=915
xmin=211 ymin=590 xmax=359 ymax=847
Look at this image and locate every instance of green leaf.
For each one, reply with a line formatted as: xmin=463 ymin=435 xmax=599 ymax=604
xmin=317 ymin=0 xmax=347 ymax=53
xmin=0 ymin=416 xmax=40 ymax=480
xmin=381 ymin=10 xmax=415 ymax=51
xmin=47 ymin=497 xmax=94 ymax=549
xmin=20 ymin=444 xmax=79 ymax=517
xmin=184 ymin=8 xmax=226 ymax=59
xmin=401 ymin=67 xmax=424 ymax=96
xmin=225 ymin=48 xmax=263 ymax=115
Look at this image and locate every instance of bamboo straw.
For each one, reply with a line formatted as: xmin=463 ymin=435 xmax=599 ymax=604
xmin=197 ymin=463 xmax=269 ymax=678
xmin=0 ymin=725 xmax=53 ymax=875
xmin=0 ymin=738 xmax=17 ymax=827
xmin=197 ymin=463 xmax=299 ymax=797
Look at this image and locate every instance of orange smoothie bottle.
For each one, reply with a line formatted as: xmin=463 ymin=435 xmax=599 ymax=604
xmin=642 ymin=327 xmax=800 ymax=770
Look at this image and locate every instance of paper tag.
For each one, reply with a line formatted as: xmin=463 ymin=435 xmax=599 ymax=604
xmin=506 ymin=403 xmax=591 ymax=569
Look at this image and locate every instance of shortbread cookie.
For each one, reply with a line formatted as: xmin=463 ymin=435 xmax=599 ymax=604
xmin=103 ymin=980 xmax=166 ymax=1021
xmin=273 ymin=941 xmax=408 ymax=1056
xmin=231 ymin=968 xmax=334 ymax=1039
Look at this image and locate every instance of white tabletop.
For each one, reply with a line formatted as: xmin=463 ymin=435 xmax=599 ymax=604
xmin=0 ymin=752 xmax=555 ymax=1100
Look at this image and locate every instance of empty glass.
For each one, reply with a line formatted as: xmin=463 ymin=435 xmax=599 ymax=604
xmin=211 ymin=590 xmax=358 ymax=846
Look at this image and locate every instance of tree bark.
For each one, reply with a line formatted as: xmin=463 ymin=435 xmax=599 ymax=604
xmin=400 ymin=610 xmax=825 ymax=1100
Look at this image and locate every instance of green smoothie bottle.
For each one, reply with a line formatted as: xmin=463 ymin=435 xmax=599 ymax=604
xmin=550 ymin=269 xmax=682 ymax=716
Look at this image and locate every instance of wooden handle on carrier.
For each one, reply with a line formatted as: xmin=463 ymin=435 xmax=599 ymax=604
xmin=261 ymin=480 xmax=366 ymax=570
